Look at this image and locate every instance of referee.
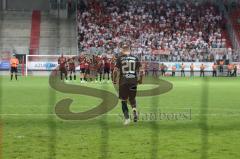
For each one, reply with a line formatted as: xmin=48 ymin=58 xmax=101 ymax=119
xmin=10 ymin=54 xmax=19 ymax=81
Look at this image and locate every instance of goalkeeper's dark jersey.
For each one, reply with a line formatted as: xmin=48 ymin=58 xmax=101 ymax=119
xmin=116 ymin=54 xmax=141 ymax=85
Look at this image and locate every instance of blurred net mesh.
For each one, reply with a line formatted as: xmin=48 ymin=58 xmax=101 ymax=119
xmin=0 ymin=61 xmax=211 ymax=158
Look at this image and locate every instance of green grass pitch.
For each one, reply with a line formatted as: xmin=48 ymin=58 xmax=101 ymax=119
xmin=0 ymin=76 xmax=240 ymax=159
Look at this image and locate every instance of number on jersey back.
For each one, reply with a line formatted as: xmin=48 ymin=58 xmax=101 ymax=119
xmin=116 ymin=54 xmax=141 ymax=84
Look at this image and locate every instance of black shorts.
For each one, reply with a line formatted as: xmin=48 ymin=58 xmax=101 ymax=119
xmin=80 ymin=68 xmax=85 ymax=74
xmin=104 ymin=68 xmax=110 ymax=74
xmin=119 ymin=83 xmax=137 ymax=100
xmin=90 ymin=69 xmax=97 ymax=76
xmin=59 ymin=67 xmax=67 ymax=74
xmin=10 ymin=67 xmax=18 ymax=73
xmin=69 ymin=67 xmax=76 ymax=73
xmin=98 ymin=68 xmax=103 ymax=74
xmin=85 ymin=69 xmax=90 ymax=74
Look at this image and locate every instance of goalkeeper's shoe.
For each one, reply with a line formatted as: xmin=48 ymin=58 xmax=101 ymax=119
xmin=133 ymin=108 xmax=138 ymax=122
xmin=123 ymin=118 xmax=130 ymax=125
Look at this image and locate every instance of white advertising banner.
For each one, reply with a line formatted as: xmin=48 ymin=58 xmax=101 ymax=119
xmin=28 ymin=61 xmax=214 ymax=72
xmin=28 ymin=62 xmax=58 ymax=70
xmin=27 ymin=62 xmax=81 ymax=71
xmin=161 ymin=62 xmax=214 ymax=71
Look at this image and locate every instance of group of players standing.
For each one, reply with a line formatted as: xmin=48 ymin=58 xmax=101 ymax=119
xmin=57 ymin=54 xmax=115 ymax=82
xmin=56 ymin=50 xmax=238 ymax=125
xmin=57 ymin=54 xmax=238 ymax=82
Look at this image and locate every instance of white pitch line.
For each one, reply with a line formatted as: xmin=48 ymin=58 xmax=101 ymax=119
xmin=0 ymin=113 xmax=239 ymax=117
xmin=140 ymin=107 xmax=240 ymax=111
xmin=2 ymin=105 xmax=240 ymax=111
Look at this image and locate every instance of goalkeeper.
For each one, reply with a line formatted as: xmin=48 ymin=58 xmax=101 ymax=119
xmin=10 ymin=54 xmax=19 ymax=81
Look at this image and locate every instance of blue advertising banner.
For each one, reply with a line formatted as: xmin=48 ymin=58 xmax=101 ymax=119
xmin=0 ymin=61 xmax=10 ymax=70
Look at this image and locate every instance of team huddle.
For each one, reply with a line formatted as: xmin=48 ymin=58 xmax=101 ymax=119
xmin=57 ymin=54 xmax=115 ymax=82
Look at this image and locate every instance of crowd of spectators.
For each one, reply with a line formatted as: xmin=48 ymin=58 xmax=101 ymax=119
xmin=77 ymin=0 xmax=236 ymax=62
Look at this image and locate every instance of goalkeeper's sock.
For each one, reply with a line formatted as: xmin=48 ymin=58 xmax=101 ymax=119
xmin=122 ymin=101 xmax=129 ymax=119
xmin=74 ymin=75 xmax=76 ymax=80
xmin=15 ymin=75 xmax=18 ymax=80
xmin=69 ymin=76 xmax=72 ymax=80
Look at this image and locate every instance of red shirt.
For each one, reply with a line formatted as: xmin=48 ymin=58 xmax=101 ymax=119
xmin=104 ymin=60 xmax=110 ymax=69
xmin=80 ymin=61 xmax=85 ymax=69
xmin=89 ymin=62 xmax=96 ymax=70
xmin=58 ymin=57 xmax=66 ymax=68
xmin=68 ymin=58 xmax=75 ymax=68
xmin=97 ymin=60 xmax=104 ymax=70
xmin=110 ymin=61 xmax=115 ymax=70
xmin=84 ymin=62 xmax=90 ymax=69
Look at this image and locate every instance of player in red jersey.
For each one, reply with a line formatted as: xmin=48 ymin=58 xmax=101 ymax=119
xmin=142 ymin=61 xmax=149 ymax=77
xmin=96 ymin=56 xmax=104 ymax=82
xmin=89 ymin=58 xmax=97 ymax=82
xmin=93 ymin=55 xmax=99 ymax=81
xmin=84 ymin=59 xmax=90 ymax=82
xmin=103 ymin=58 xmax=111 ymax=81
xmin=110 ymin=56 xmax=116 ymax=80
xmin=79 ymin=55 xmax=86 ymax=82
xmin=67 ymin=57 xmax=76 ymax=80
xmin=58 ymin=54 xmax=68 ymax=80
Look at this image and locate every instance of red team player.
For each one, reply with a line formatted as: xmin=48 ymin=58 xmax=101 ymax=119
xmin=79 ymin=55 xmax=86 ymax=82
xmin=89 ymin=58 xmax=97 ymax=82
xmin=103 ymin=58 xmax=111 ymax=81
xmin=96 ymin=56 xmax=104 ymax=82
xmin=67 ymin=57 xmax=76 ymax=80
xmin=84 ymin=59 xmax=90 ymax=81
xmin=57 ymin=53 xmax=141 ymax=85
xmin=58 ymin=54 xmax=68 ymax=80
xmin=110 ymin=57 xmax=116 ymax=80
